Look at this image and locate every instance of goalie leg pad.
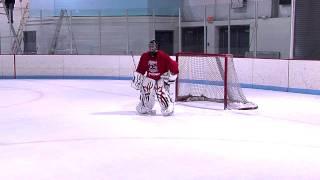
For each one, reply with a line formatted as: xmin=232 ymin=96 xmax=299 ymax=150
xmin=136 ymin=101 xmax=156 ymax=114
xmin=136 ymin=77 xmax=156 ymax=114
xmin=131 ymin=72 xmax=145 ymax=90
xmin=155 ymin=79 xmax=174 ymax=116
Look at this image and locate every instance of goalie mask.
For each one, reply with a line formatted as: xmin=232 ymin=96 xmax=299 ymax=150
xmin=148 ymin=40 xmax=158 ymax=57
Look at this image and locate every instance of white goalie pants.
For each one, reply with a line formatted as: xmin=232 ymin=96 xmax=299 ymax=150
xmin=136 ymin=78 xmax=174 ymax=116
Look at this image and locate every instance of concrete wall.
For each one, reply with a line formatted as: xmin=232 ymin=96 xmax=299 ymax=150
xmin=256 ymin=17 xmax=291 ymax=58
xmin=21 ymin=16 xmax=179 ymax=55
xmin=19 ymin=15 xmax=289 ymax=58
xmin=181 ymin=0 xmax=292 ymax=59
xmin=1 ymin=0 xmax=291 ymax=58
xmin=182 ymin=0 xmax=291 ymax=21
xmin=205 ymin=17 xmax=291 ymax=58
xmin=1 ymin=55 xmax=320 ymax=95
xmin=0 ymin=16 xmax=291 ymax=58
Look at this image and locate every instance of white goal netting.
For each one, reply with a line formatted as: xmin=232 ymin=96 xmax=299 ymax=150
xmin=176 ymin=53 xmax=257 ymax=110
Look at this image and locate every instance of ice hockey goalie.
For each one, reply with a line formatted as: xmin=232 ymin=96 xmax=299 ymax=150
xmin=131 ymin=40 xmax=179 ymax=116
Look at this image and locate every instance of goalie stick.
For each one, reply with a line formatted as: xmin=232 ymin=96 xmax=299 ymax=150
xmin=130 ymin=51 xmax=137 ymax=70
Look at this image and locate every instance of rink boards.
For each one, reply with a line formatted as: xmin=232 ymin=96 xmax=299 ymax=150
xmin=0 ymin=55 xmax=320 ymax=95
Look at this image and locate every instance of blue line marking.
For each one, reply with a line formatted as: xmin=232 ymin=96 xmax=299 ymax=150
xmin=179 ymin=79 xmax=224 ymax=86
xmin=2 ymin=75 xmax=320 ymax=96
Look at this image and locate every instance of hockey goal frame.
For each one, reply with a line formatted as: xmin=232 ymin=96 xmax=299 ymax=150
xmin=175 ymin=52 xmax=257 ymax=110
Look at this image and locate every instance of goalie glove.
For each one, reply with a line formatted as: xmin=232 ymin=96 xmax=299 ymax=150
xmin=160 ymin=71 xmax=177 ymax=85
xmin=131 ymin=71 xmax=145 ymax=90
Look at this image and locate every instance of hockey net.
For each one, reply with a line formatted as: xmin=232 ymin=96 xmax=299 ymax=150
xmin=175 ymin=53 xmax=258 ymax=110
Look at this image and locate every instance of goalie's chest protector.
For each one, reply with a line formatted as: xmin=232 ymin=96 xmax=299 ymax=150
xmin=139 ymin=51 xmax=171 ymax=80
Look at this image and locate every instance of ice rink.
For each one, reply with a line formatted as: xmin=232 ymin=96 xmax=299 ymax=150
xmin=1 ymin=79 xmax=320 ymax=180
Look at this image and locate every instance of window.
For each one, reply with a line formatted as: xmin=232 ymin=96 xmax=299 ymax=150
xmin=231 ymin=0 xmax=247 ymax=9
xmin=24 ymin=31 xmax=37 ymax=54
xmin=279 ymin=0 xmax=291 ymax=5
xmin=219 ymin=26 xmax=250 ymax=57
xmin=182 ymin=27 xmax=204 ymax=53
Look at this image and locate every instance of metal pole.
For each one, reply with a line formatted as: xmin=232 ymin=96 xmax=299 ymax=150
xmin=126 ymin=9 xmax=130 ymax=55
xmin=254 ymin=0 xmax=258 ymax=58
xmin=224 ymin=56 xmax=228 ymax=110
xmin=228 ymin=0 xmax=231 ymax=54
xmin=178 ymin=8 xmax=181 ymax=52
xmin=19 ymin=0 xmax=22 ymax=20
xmin=9 ymin=25 xmax=13 ymax=54
xmin=99 ymin=10 xmax=102 ymax=55
xmin=40 ymin=9 xmax=43 ymax=54
xmin=40 ymin=9 xmax=43 ymax=23
xmin=204 ymin=5 xmax=207 ymax=53
xmin=152 ymin=9 xmax=155 ymax=40
xmin=0 ymin=32 xmax=1 ymax=55
xmin=289 ymin=0 xmax=296 ymax=59
xmin=69 ymin=10 xmax=73 ymax=54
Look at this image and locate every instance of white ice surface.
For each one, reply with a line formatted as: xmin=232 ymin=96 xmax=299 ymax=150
xmin=1 ymin=80 xmax=320 ymax=180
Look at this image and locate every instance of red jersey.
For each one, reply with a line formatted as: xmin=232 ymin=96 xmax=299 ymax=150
xmin=136 ymin=50 xmax=179 ymax=80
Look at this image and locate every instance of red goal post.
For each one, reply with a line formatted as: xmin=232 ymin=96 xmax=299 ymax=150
xmin=175 ymin=52 xmax=257 ymax=110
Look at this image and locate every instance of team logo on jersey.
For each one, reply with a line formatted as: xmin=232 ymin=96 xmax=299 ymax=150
xmin=148 ymin=61 xmax=158 ymax=73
